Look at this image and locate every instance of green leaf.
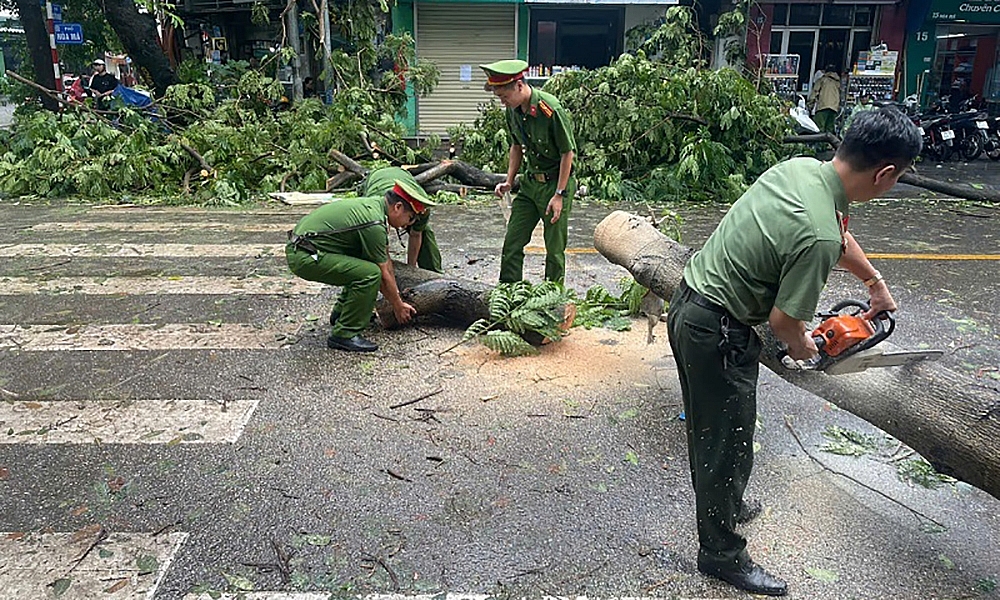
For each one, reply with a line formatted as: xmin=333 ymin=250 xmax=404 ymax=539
xmin=482 ymin=330 xmax=537 ymax=357
xmin=804 ymin=567 xmax=839 ymax=583
xmin=302 ymin=534 xmax=331 ymax=546
xmin=49 ymin=578 xmax=72 ymax=596
xmin=136 ymin=554 xmax=159 ymax=576
xmin=222 ymin=572 xmax=255 ymax=591
xmin=938 ymin=554 xmax=955 ymax=570
xmin=623 ymin=451 xmax=639 ymax=465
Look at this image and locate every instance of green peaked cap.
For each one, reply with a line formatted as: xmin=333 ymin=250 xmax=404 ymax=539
xmin=392 ymin=178 xmax=436 ymax=213
xmin=479 ymin=59 xmax=529 ymax=76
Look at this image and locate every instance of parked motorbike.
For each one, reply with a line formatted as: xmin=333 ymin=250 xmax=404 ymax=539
xmin=915 ymin=113 xmax=955 ymax=162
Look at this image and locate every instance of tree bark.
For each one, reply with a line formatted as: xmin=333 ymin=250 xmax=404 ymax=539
xmin=899 ymin=171 xmax=1000 ymax=202
xmin=594 ymin=210 xmax=1000 ymax=501
xmin=13 ymin=0 xmax=59 ymax=111
xmin=784 ymin=133 xmax=1000 ymax=203
xmin=375 ymin=262 xmax=492 ymax=329
xmin=101 ymin=0 xmax=177 ymax=96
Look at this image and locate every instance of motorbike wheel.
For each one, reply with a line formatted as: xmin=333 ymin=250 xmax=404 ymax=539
xmin=933 ymin=142 xmax=954 ymax=162
xmin=987 ymin=137 xmax=1000 ymax=161
xmin=960 ymin=135 xmax=983 ymax=161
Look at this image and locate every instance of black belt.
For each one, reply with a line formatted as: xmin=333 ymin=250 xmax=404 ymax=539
xmin=678 ymin=280 xmax=727 ymax=315
xmin=528 ymin=172 xmax=556 ymax=183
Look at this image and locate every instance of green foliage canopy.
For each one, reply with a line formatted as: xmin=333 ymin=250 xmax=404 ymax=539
xmin=452 ymin=6 xmax=795 ymax=204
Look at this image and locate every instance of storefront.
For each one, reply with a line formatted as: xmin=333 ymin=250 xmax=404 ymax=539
xmin=905 ymin=0 xmax=1000 ymax=110
xmin=396 ymin=0 xmax=678 ymax=136
xmin=747 ymin=1 xmax=905 ymax=96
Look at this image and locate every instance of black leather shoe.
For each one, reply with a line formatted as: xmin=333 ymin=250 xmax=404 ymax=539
xmin=736 ymin=498 xmax=763 ymax=525
xmin=329 ymin=310 xmax=341 ymax=326
xmin=698 ymin=560 xmax=787 ymax=596
xmin=327 ymin=335 xmax=378 ymax=352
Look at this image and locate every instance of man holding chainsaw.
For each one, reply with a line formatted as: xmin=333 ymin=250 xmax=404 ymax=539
xmin=665 ymin=108 xmax=921 ymax=596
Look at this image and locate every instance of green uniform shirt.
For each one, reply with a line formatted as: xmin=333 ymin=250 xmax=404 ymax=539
xmin=363 ymin=166 xmax=430 ymax=233
xmin=684 ymin=158 xmax=849 ymax=325
xmin=505 ymin=88 xmax=576 ymax=175
xmin=292 ymin=197 xmax=389 ymax=264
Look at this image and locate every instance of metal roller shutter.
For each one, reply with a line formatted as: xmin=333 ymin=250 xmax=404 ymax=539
xmin=416 ymin=3 xmax=515 ymax=136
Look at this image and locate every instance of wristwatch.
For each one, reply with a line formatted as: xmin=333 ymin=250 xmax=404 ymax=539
xmin=554 ymin=188 xmax=566 ymax=197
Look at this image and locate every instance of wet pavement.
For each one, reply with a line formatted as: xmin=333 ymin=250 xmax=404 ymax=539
xmin=0 ymin=170 xmax=998 ymax=600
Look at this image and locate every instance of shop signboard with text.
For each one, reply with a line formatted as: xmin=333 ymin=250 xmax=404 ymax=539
xmin=929 ymin=0 xmax=1000 ymax=23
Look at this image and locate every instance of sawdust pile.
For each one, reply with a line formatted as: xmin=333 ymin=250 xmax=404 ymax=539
xmin=452 ymin=322 xmax=676 ymax=395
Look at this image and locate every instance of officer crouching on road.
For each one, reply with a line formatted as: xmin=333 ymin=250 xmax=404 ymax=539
xmin=362 ymin=167 xmax=443 ymax=273
xmin=286 ymin=179 xmax=436 ymax=352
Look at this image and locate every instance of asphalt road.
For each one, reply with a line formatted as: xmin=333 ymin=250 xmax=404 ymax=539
xmin=0 ymin=183 xmax=997 ymax=600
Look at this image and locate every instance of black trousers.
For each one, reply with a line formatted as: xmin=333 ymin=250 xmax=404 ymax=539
xmin=667 ymin=282 xmax=761 ymax=569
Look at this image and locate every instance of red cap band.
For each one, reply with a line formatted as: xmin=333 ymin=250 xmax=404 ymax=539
xmin=392 ymin=182 xmax=426 ymax=214
xmin=486 ymin=71 xmax=525 ymax=87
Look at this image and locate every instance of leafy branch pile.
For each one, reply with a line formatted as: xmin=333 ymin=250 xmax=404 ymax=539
xmin=451 ymin=6 xmax=794 ymax=204
xmin=462 ymin=279 xmax=650 ymax=356
xmin=0 ymin=1 xmax=439 ymax=205
xmin=462 ymin=281 xmax=574 ymax=357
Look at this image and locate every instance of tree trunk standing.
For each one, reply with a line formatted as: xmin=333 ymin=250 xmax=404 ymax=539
xmin=594 ymin=210 xmax=1000 ymax=501
xmin=13 ymin=0 xmax=59 ymax=111
xmin=285 ymin=3 xmax=303 ymax=101
xmin=100 ymin=0 xmax=176 ymax=96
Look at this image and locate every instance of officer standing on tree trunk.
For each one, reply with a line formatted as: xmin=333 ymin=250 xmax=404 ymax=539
xmin=481 ymin=59 xmax=576 ymax=284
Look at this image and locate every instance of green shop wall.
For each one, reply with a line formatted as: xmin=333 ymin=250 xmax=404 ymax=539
xmin=394 ymin=0 xmax=525 ymax=135
xmin=905 ymin=0 xmax=1000 ymax=102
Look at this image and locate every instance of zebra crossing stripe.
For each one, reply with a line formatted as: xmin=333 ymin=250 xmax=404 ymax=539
xmin=182 ymin=593 xmax=726 ymax=600
xmin=0 ymin=323 xmax=307 ymax=351
xmin=0 ymin=530 xmax=187 ymax=599
xmin=0 ymin=243 xmax=286 ymax=258
xmin=0 ymin=276 xmax=321 ymax=296
xmin=0 ymin=399 xmax=258 ymax=444
xmin=29 ymin=222 xmax=291 ymax=233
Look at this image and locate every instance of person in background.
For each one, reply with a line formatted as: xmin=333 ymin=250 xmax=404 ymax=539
xmin=87 ymin=59 xmax=118 ymax=110
xmin=303 ymin=77 xmax=316 ymax=98
xmin=808 ymin=64 xmax=842 ymax=134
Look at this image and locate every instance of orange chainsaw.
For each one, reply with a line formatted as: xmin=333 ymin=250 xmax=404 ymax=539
xmin=781 ymin=299 xmax=943 ymax=375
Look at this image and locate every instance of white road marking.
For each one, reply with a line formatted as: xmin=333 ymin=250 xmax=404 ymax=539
xmin=182 ymin=594 xmax=726 ymax=600
xmin=0 ymin=531 xmax=187 ymax=599
xmin=30 ymin=221 xmax=291 ymax=233
xmin=0 ymin=399 xmax=258 ymax=444
xmin=0 ymin=276 xmax=322 ymax=295
xmin=0 ymin=243 xmax=285 ymax=258
xmin=0 ymin=323 xmax=304 ymax=351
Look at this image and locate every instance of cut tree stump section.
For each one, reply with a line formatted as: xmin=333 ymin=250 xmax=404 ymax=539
xmin=594 ymin=210 xmax=1000 ymax=501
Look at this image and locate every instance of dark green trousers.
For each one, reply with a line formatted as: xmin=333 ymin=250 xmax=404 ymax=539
xmin=499 ymin=176 xmax=575 ymax=283
xmin=286 ymin=245 xmax=380 ymax=339
xmin=416 ymin=227 xmax=443 ymax=273
xmin=814 ymin=108 xmax=837 ymax=133
xmin=666 ymin=283 xmax=761 ymax=570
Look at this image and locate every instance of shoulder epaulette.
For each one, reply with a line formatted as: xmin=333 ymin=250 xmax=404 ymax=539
xmin=538 ymin=100 xmax=554 ymax=118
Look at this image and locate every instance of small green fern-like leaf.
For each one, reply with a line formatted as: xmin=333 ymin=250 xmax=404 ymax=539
xmin=487 ymin=288 xmax=512 ymax=320
xmin=462 ymin=318 xmax=491 ymax=341
xmin=482 ymin=330 xmax=537 ymax=357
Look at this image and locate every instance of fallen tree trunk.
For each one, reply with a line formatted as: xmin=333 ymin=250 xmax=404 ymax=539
xmin=784 ymin=133 xmax=1000 ymax=203
xmin=594 ymin=210 xmax=1000 ymax=500
xmin=899 ymin=171 xmax=1000 ymax=202
xmin=376 ymin=262 xmax=492 ymax=329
